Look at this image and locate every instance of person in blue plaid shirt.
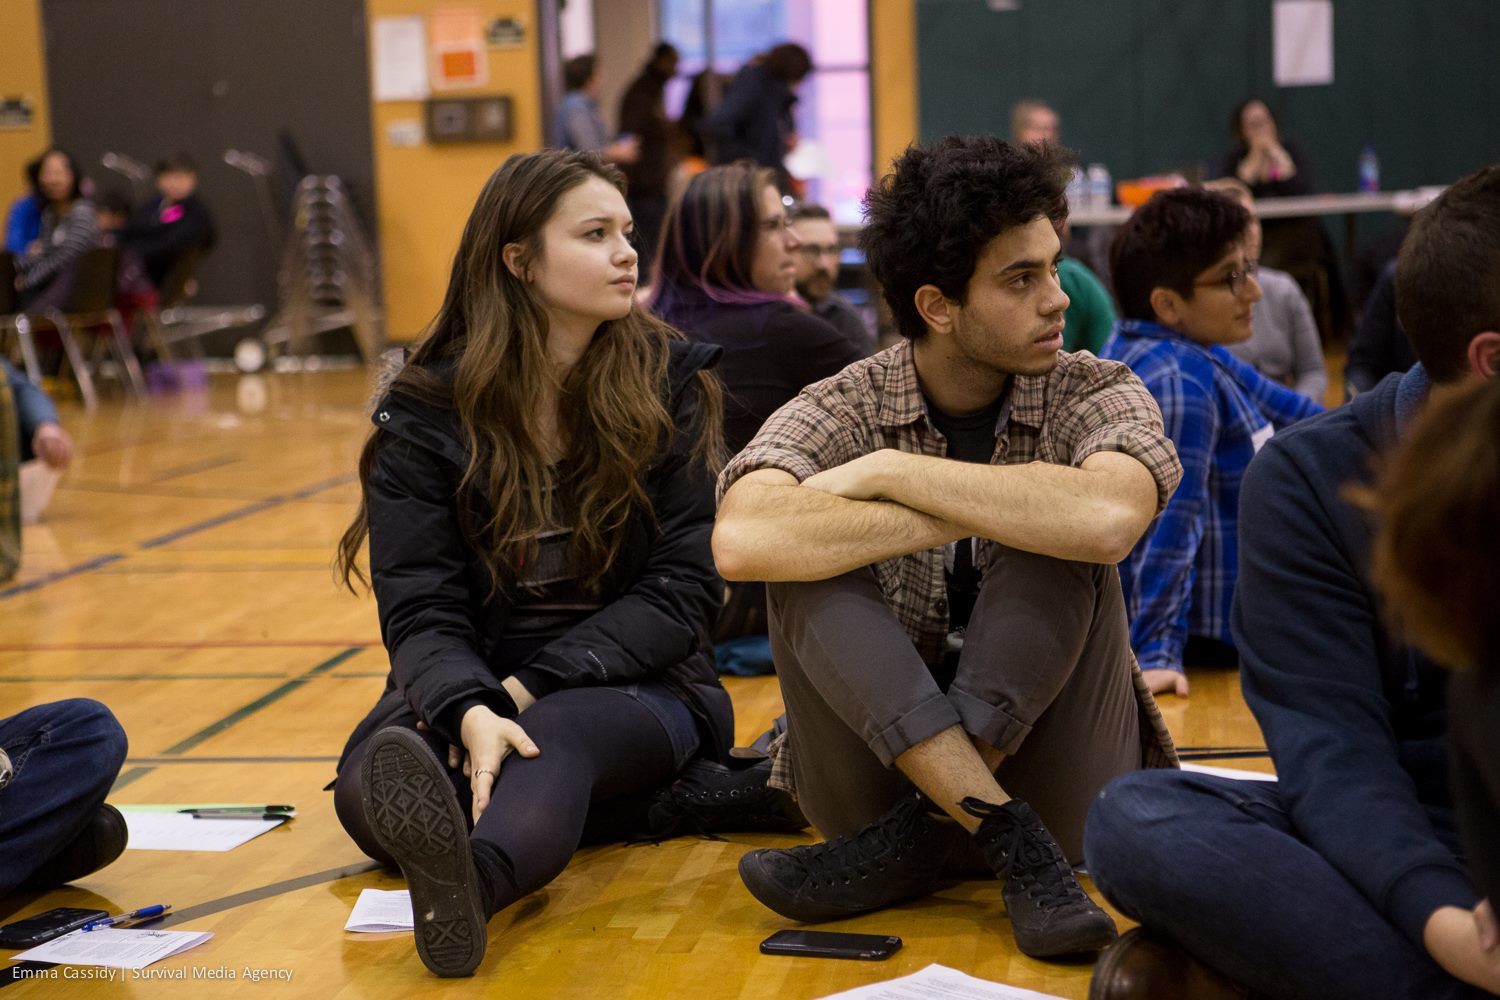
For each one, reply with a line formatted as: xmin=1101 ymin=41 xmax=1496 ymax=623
xmin=1101 ymin=188 xmax=1322 ymax=697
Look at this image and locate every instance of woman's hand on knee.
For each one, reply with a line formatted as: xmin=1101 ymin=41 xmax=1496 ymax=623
xmin=459 ymin=706 xmax=540 ymax=823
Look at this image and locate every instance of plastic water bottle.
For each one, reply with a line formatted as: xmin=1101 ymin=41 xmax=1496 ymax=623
xmin=1359 ymin=147 xmax=1380 ymax=193
xmin=1086 ymin=163 xmax=1112 ymax=208
xmin=1065 ymin=167 xmax=1087 ymax=213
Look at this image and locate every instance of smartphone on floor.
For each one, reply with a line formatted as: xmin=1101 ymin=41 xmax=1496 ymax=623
xmin=760 ymin=929 xmax=902 ymax=961
xmin=0 ymin=907 xmax=110 ymax=948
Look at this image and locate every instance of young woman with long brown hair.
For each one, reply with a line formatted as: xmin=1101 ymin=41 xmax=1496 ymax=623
xmin=331 ymin=149 xmax=800 ymax=978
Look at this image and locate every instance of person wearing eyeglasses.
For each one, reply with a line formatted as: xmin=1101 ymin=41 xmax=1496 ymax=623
xmin=788 ymin=203 xmax=875 ymax=356
xmin=1100 ymin=188 xmax=1323 ymax=697
xmin=652 ymin=163 xmax=864 ymax=456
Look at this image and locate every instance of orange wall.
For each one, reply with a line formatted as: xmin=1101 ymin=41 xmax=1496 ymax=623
xmin=0 ymin=0 xmax=51 ymax=207
xmin=871 ymin=0 xmax=918 ymax=182
xmin=367 ymin=1 xmax=544 ymax=341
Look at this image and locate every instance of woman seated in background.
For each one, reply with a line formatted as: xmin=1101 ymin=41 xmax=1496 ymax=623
xmin=651 ymin=162 xmax=863 ymax=644
xmin=1218 ymin=99 xmax=1347 ymax=339
xmin=13 ymin=148 xmax=97 ymax=312
xmin=651 ymin=161 xmax=863 ymax=457
xmin=1220 ymin=99 xmax=1309 ymax=197
xmin=1206 ymin=177 xmax=1328 ymax=402
xmin=332 ymin=149 xmax=800 ymax=979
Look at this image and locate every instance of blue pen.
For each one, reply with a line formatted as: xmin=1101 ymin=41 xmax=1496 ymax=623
xmin=82 ymin=904 xmax=171 ymax=931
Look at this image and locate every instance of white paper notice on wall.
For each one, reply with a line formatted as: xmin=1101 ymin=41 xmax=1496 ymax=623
xmin=373 ymin=16 xmax=430 ymax=101
xmin=1273 ymin=0 xmax=1334 ymax=86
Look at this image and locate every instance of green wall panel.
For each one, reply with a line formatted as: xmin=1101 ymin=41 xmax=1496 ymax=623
xmin=915 ymin=0 xmax=1499 ymax=192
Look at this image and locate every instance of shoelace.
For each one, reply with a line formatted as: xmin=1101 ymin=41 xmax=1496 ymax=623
xmin=961 ymin=798 xmax=1081 ymax=907
xmin=795 ymin=799 xmax=922 ymax=885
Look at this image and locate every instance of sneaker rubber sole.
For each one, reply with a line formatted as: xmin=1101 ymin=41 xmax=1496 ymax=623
xmin=361 ymin=727 xmax=486 ymax=977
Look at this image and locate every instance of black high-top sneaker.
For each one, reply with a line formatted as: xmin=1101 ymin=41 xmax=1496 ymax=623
xmin=737 ymin=793 xmax=968 ymax=922
xmin=645 ymin=755 xmax=808 ymax=839
xmin=19 ymin=804 xmax=128 ymax=890
xmin=962 ymin=796 xmax=1118 ymax=958
xmin=362 ymin=728 xmax=487 ymax=978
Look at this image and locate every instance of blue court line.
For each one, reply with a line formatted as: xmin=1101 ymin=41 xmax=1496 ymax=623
xmin=151 ymin=453 xmax=242 ymax=483
xmin=138 ymin=472 xmax=354 ymax=549
xmin=0 ymin=554 xmax=127 ymax=600
xmin=0 ymin=473 xmax=354 ymax=599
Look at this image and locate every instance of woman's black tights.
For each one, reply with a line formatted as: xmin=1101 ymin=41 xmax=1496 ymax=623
xmin=334 ymin=687 xmax=678 ymax=916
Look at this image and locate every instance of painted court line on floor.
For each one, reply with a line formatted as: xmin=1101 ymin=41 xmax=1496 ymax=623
xmin=137 ymin=472 xmax=354 ymax=549
xmin=150 ymin=453 xmax=243 ymax=483
xmin=160 ymin=647 xmax=366 ymax=756
xmin=108 ymin=647 xmax=365 ymax=792
xmin=0 ymin=554 xmax=127 ymax=600
xmin=0 ymin=473 xmax=357 ymax=600
xmin=0 ymin=640 xmax=376 ymax=652
xmin=123 ymin=755 xmax=342 ymax=764
xmin=1 ymin=863 xmax=382 ymax=989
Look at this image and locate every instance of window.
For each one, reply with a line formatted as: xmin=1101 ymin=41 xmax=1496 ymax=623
xmin=660 ymin=0 xmax=872 ymax=224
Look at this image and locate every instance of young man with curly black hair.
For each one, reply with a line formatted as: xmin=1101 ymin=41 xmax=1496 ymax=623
xmin=712 ymin=135 xmax=1184 ymax=959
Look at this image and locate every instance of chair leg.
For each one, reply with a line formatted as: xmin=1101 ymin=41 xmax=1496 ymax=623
xmin=46 ymin=311 xmax=98 ymax=410
xmin=141 ymin=312 xmax=176 ymax=365
xmin=13 ymin=315 xmax=43 ymax=384
xmin=109 ymin=310 xmax=148 ymax=399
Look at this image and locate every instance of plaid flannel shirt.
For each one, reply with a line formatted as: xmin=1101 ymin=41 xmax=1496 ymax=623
xmin=718 ymin=339 xmax=1185 ymax=773
xmin=1102 ymin=319 xmax=1324 ymax=674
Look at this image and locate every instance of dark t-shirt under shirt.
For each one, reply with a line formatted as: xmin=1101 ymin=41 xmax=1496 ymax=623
xmin=924 ymin=387 xmax=1010 ymax=638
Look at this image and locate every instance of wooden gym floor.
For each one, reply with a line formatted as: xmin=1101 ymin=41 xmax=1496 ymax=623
xmin=0 ymin=370 xmax=1271 ymax=998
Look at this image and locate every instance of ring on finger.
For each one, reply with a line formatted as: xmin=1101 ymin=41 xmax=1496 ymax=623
xmin=473 ymin=768 xmax=494 ymax=778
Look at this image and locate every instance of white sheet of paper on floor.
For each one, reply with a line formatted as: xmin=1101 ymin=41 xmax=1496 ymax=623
xmin=817 ymin=963 xmax=1064 ymax=1000
xmin=345 ymin=889 xmax=414 ymax=932
xmin=118 ymin=808 xmax=290 ymax=852
xmin=1180 ymin=762 xmax=1278 ymax=782
xmin=10 ymin=928 xmax=213 ymax=970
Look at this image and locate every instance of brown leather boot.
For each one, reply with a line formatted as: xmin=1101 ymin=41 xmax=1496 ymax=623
xmin=1089 ymin=927 xmax=1249 ymax=1000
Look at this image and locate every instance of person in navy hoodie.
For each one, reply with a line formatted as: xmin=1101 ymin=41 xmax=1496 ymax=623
xmin=1085 ymin=166 xmax=1500 ymax=999
xmin=120 ymin=151 xmax=215 ymax=289
xmin=1100 ymin=188 xmax=1322 ymax=697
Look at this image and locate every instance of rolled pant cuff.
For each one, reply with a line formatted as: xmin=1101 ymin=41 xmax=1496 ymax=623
xmin=948 ymin=684 xmax=1031 ymax=756
xmin=867 ymin=692 xmax=963 ymax=767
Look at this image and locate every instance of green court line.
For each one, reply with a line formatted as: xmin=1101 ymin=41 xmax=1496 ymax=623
xmin=110 ymin=766 xmax=156 ymax=792
xmin=160 ymin=647 xmax=365 ymax=756
xmin=123 ymin=756 xmax=341 ymax=764
xmin=152 ymin=861 xmax=382 ymax=929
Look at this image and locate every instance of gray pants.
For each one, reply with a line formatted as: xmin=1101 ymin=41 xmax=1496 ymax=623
xmin=767 ymin=547 xmax=1142 ymax=862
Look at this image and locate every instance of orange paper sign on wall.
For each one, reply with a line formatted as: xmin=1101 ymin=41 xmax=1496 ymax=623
xmin=430 ymin=7 xmax=487 ymax=89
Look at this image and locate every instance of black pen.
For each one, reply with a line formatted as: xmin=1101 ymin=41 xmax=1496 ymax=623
xmin=191 ymin=812 xmax=293 ymax=821
xmin=178 ymin=805 xmax=294 ymax=815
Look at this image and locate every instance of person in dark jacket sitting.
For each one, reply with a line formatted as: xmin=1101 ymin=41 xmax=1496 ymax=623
xmin=651 ymin=162 xmax=863 ymax=642
xmin=1367 ymin=373 xmax=1500 ymax=925
xmin=1085 ymin=164 xmax=1500 ymax=1000
xmin=331 ymin=150 xmax=801 ymax=979
xmin=651 ymin=161 xmax=863 ymax=456
xmin=121 ymin=150 xmax=215 ymax=290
